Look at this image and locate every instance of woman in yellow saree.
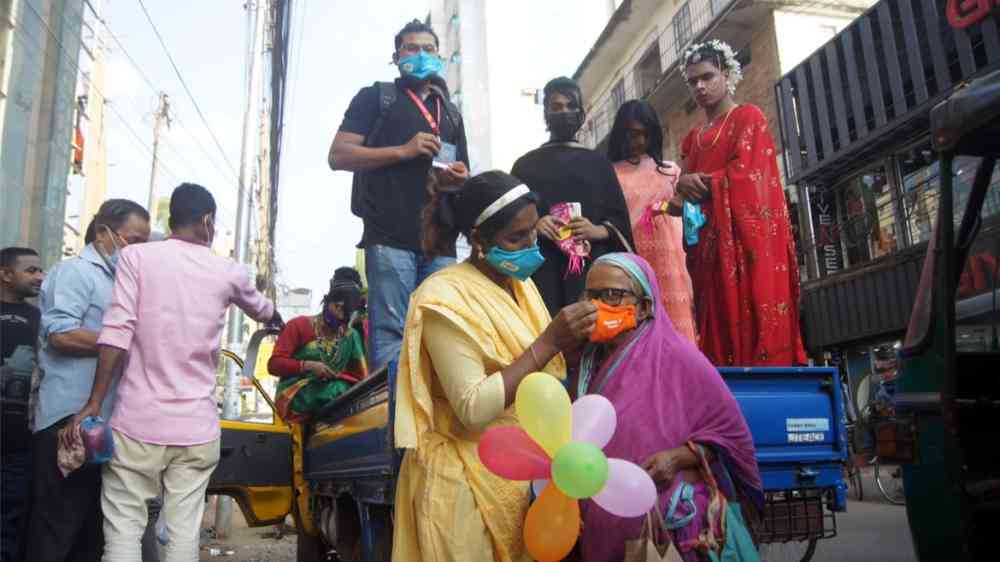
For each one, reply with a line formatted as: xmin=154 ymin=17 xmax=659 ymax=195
xmin=392 ymin=171 xmax=596 ymax=562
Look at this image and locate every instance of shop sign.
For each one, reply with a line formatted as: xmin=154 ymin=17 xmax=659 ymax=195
xmin=809 ymin=186 xmax=844 ymax=276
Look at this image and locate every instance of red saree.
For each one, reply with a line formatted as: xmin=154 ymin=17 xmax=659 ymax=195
xmin=682 ymin=104 xmax=807 ymax=366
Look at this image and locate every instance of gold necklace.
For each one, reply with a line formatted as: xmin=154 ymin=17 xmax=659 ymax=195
xmin=696 ymin=105 xmax=737 ymax=151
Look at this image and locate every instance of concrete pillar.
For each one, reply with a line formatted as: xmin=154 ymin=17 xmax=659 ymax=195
xmin=0 ymin=0 xmax=84 ymax=266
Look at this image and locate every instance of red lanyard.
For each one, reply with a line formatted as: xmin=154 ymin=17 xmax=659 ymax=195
xmin=405 ymin=89 xmax=441 ymax=135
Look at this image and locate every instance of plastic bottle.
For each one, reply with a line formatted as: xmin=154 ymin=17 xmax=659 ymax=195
xmin=79 ymin=416 xmax=114 ymax=464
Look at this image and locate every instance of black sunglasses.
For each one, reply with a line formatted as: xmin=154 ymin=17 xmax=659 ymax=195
xmin=582 ymin=288 xmax=638 ymax=306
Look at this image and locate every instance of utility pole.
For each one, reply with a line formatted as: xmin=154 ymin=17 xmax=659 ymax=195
xmin=215 ymin=0 xmax=265 ymax=539
xmin=148 ymin=92 xmax=171 ymax=225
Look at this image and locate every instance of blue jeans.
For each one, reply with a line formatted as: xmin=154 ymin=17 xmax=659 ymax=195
xmin=365 ymin=245 xmax=454 ymax=371
xmin=1 ymin=449 xmax=30 ymax=562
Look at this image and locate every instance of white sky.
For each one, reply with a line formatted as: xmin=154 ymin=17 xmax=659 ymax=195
xmin=98 ymin=0 xmax=610 ymax=308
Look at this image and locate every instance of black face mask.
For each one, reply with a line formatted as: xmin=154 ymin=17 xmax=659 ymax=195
xmin=547 ymin=111 xmax=583 ymax=141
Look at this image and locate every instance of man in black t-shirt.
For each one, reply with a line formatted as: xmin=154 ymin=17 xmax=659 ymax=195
xmin=1 ymin=248 xmax=42 ymax=360
xmin=1 ymin=246 xmax=44 ymax=562
xmin=329 ymin=19 xmax=470 ymax=370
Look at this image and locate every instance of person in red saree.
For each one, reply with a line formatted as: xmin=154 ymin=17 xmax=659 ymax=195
xmin=267 ymin=267 xmax=368 ymax=423
xmin=669 ymin=40 xmax=807 ymax=366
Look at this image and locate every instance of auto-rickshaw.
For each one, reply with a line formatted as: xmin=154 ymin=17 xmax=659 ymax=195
xmin=880 ymin=68 xmax=1000 ymax=562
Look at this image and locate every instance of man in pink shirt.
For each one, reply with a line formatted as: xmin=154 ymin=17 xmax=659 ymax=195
xmin=66 ymin=184 xmax=280 ymax=561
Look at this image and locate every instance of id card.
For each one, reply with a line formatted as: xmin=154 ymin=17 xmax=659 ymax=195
xmin=432 ymin=142 xmax=458 ymax=169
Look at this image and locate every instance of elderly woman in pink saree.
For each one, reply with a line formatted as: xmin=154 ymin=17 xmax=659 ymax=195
xmin=573 ymin=253 xmax=762 ymax=562
xmin=608 ymin=100 xmax=696 ymax=344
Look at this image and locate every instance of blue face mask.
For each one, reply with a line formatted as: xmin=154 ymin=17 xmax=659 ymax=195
xmin=485 ymin=245 xmax=545 ymax=281
xmin=398 ymin=51 xmax=445 ymax=80
xmin=100 ymin=226 xmax=123 ymax=272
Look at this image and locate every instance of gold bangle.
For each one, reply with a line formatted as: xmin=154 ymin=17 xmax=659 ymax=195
xmin=528 ymin=344 xmax=543 ymax=370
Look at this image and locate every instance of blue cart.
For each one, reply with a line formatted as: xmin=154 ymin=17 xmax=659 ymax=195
xmin=721 ymin=367 xmax=848 ymax=562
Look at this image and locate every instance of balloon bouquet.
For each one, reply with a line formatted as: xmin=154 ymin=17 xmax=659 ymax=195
xmin=477 ymin=373 xmax=657 ymax=562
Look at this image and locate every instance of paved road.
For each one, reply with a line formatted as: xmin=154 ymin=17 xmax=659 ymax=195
xmin=202 ymin=469 xmax=920 ymax=562
xmin=762 ymin=467 xmax=917 ymax=562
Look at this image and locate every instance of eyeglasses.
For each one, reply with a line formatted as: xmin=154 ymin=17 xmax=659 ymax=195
xmin=399 ymin=43 xmax=438 ymax=55
xmin=582 ymin=287 xmax=638 ymax=306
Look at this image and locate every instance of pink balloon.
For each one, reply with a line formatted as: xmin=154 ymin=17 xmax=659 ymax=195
xmin=591 ymin=459 xmax=657 ymax=518
xmin=478 ymin=426 xmax=552 ymax=481
xmin=571 ymin=395 xmax=617 ymax=449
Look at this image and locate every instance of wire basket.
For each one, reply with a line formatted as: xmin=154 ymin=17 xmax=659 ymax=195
xmin=755 ymin=488 xmax=837 ymax=544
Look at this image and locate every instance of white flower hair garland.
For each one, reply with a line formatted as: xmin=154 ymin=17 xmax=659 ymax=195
xmin=682 ymin=39 xmax=743 ymax=96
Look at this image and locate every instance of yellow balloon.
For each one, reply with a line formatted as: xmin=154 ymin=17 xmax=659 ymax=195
xmin=515 ymin=372 xmax=572 ymax=457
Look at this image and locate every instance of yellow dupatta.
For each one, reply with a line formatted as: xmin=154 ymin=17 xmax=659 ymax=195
xmin=392 ymin=262 xmax=566 ymax=562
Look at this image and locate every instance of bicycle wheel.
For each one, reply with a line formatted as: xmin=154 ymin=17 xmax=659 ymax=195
xmin=874 ymin=460 xmax=906 ymax=505
xmin=758 ymin=538 xmax=818 ymax=562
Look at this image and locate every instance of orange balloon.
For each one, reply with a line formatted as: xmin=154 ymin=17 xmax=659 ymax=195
xmin=523 ymin=483 xmax=580 ymax=562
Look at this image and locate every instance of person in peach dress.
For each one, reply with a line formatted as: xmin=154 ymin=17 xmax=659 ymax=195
xmin=607 ymin=100 xmax=697 ymax=343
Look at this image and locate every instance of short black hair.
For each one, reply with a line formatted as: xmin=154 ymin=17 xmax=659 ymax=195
xmin=1 ymin=247 xmax=38 ymax=269
xmin=607 ymin=100 xmax=667 ymax=165
xmin=543 ymin=76 xmax=584 ymax=110
xmin=394 ymin=19 xmax=439 ymax=51
xmin=168 ymin=183 xmax=217 ymax=230
xmin=84 ymin=199 xmax=150 ymax=244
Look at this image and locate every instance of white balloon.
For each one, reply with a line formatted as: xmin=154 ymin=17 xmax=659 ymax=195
xmin=571 ymin=394 xmax=617 ymax=449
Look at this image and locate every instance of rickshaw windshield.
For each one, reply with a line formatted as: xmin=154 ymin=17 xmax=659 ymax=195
xmin=902 ymin=157 xmax=1000 ymax=353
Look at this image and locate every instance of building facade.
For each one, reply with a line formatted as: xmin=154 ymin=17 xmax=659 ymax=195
xmin=775 ymin=0 xmax=999 ymax=396
xmin=64 ymin=0 xmax=110 ymax=257
xmin=276 ymin=285 xmax=313 ymax=323
xmin=1 ymin=0 xmax=86 ymax=266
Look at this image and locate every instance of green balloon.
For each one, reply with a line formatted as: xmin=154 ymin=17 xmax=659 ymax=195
xmin=551 ymin=441 xmax=610 ymax=499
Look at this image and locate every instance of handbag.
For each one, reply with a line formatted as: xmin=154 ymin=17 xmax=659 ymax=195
xmin=624 ymin=505 xmax=684 ymax=562
xmin=687 ymin=442 xmax=761 ymax=562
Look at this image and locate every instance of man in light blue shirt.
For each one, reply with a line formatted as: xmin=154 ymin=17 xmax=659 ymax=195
xmin=25 ymin=199 xmax=149 ymax=562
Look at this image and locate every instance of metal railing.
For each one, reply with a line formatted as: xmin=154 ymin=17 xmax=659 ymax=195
xmin=581 ymin=0 xmax=736 ymax=148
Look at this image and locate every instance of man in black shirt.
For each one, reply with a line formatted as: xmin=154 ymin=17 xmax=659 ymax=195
xmin=329 ymin=19 xmax=469 ymax=370
xmin=1 ymin=248 xmax=42 ymax=360
xmin=1 ymin=246 xmax=44 ymax=562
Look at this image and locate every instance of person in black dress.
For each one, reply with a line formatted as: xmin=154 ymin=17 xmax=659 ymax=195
xmin=511 ymin=77 xmax=634 ymax=316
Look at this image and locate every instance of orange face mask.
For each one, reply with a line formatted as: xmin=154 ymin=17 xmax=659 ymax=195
xmin=589 ymin=300 xmax=638 ymax=343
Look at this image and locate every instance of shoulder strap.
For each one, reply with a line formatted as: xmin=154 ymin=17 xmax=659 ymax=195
xmin=603 ymin=221 xmax=634 ymax=253
xmin=364 ymin=81 xmax=398 ymax=147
